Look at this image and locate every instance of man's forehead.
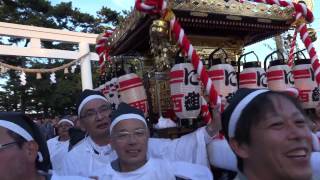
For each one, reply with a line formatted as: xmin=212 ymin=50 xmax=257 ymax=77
xmin=269 ymin=96 xmax=301 ymax=114
xmin=82 ymin=99 xmax=110 ymax=110
xmin=257 ymin=98 xmax=303 ymax=124
xmin=114 ymin=119 xmax=146 ymax=130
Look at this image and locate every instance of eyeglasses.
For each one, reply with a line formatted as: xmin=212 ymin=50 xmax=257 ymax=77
xmin=81 ymin=105 xmax=112 ymax=121
xmin=113 ymin=129 xmax=147 ymax=141
xmin=0 ymin=141 xmax=17 ymax=151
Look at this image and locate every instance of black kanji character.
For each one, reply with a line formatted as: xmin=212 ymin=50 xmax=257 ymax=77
xmin=185 ymin=92 xmax=200 ymax=111
xmin=312 ymin=87 xmax=320 ymax=102
xmin=184 ymin=68 xmax=199 ymax=86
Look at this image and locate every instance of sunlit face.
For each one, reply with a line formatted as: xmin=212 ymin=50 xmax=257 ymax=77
xmin=111 ymin=119 xmax=148 ymax=171
xmin=79 ymin=99 xmax=112 ymax=138
xmin=232 ymin=96 xmax=313 ymax=180
xmin=0 ymin=127 xmax=29 ymax=180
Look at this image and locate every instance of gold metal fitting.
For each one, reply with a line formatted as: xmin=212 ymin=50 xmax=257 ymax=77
xmin=150 ymin=20 xmax=169 ymax=37
xmin=307 ymin=28 xmax=317 ymax=42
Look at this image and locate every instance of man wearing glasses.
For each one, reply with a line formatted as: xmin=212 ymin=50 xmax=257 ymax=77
xmin=0 ymin=112 xmax=94 ymax=180
xmin=96 ymin=102 xmax=213 ymax=179
xmin=61 ymin=89 xmax=220 ymax=177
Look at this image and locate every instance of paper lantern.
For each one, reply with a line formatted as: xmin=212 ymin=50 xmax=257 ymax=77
xmin=265 ymin=50 xmax=294 ymax=91
xmin=238 ymin=51 xmax=267 ymax=89
xmin=170 ymin=63 xmax=201 ymax=119
xmin=208 ymin=48 xmax=238 ymax=103
xmin=292 ymin=50 xmax=319 ymax=109
xmin=118 ymin=73 xmax=148 ymax=116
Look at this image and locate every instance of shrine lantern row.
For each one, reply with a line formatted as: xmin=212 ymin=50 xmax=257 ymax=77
xmin=96 ymin=49 xmax=319 ymax=121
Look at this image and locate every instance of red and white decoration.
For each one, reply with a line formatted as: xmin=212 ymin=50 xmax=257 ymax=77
xmin=288 ymin=29 xmax=298 ymax=67
xmin=266 ymin=62 xmax=298 ymax=96
xmin=266 ymin=52 xmax=296 ymax=94
xmin=200 ymin=96 xmax=212 ymax=124
xmin=293 ymin=60 xmax=320 ymax=109
xmin=95 ymin=30 xmax=113 ymax=74
xmin=102 ymin=78 xmax=121 ymax=110
xmin=96 ymin=74 xmax=148 ymax=113
xmin=246 ymin=0 xmax=320 ymax=84
xmin=135 ymin=0 xmax=220 ymax=110
xmin=239 ymin=63 xmax=267 ymax=89
xmin=208 ymin=63 xmax=237 ymax=105
xmin=170 ymin=63 xmax=201 ymax=119
xmin=118 ymin=73 xmax=148 ymax=116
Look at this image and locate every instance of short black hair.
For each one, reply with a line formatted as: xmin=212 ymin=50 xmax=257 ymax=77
xmin=222 ymin=91 xmax=306 ymax=171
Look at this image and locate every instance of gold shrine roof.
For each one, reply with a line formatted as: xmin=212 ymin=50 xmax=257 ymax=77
xmin=172 ymin=0 xmax=294 ymax=21
xmin=108 ymin=0 xmax=296 ymax=56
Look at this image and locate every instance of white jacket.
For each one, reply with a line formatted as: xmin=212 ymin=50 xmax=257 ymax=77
xmin=60 ymin=127 xmax=210 ymax=177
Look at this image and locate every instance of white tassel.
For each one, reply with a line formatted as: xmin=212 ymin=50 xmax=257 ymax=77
xmin=50 ymin=73 xmax=56 ymax=84
xmin=71 ymin=65 xmax=77 ymax=73
xmin=20 ymin=71 xmax=26 ymax=86
xmin=36 ymin=73 xmax=42 ymax=79
xmin=64 ymin=68 xmax=69 ymax=74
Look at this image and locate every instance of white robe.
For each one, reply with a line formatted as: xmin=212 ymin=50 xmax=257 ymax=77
xmin=61 ymin=127 xmax=210 ymax=177
xmin=96 ymin=158 xmax=213 ymax=180
xmin=51 ymin=174 xmax=93 ymax=180
xmin=311 ymin=152 xmax=320 ymax=177
xmin=47 ymin=136 xmax=70 ymax=174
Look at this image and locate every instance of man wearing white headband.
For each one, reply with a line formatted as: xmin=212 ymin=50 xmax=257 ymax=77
xmin=61 ymin=89 xmax=221 ymax=177
xmin=95 ymin=102 xmax=213 ymax=180
xmin=220 ymin=88 xmax=319 ymax=180
xmin=0 ymin=112 xmax=94 ymax=180
xmin=47 ymin=117 xmax=74 ymax=174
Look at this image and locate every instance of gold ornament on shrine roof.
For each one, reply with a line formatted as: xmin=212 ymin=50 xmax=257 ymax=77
xmin=308 ymin=28 xmax=317 ymax=42
xmin=150 ymin=20 xmax=169 ymax=37
xmin=172 ymin=0 xmax=295 ymax=20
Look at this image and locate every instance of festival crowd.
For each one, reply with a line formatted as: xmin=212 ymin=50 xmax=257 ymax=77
xmin=0 ymin=88 xmax=320 ymax=180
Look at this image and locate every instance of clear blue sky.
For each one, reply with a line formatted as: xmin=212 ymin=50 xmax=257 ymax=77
xmin=49 ymin=0 xmax=319 ymax=60
xmin=50 ymin=0 xmax=135 ymax=14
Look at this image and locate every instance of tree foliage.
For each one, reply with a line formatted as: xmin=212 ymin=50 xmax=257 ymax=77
xmin=0 ymin=0 xmax=122 ymax=116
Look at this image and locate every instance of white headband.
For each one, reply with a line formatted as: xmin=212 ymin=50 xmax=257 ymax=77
xmin=58 ymin=119 xmax=74 ymax=126
xmin=0 ymin=120 xmax=43 ymax=162
xmin=110 ymin=113 xmax=147 ymax=134
xmin=78 ymin=95 xmax=109 ymax=116
xmin=228 ymin=89 xmax=269 ymax=138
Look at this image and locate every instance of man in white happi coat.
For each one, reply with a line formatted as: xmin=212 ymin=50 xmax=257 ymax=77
xmin=96 ymin=102 xmax=213 ymax=180
xmin=0 ymin=112 xmax=94 ymax=180
xmin=60 ymin=89 xmax=220 ymax=177
xmin=47 ymin=118 xmax=74 ymax=174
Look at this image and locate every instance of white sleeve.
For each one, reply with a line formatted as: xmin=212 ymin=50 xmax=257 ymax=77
xmin=148 ymin=127 xmax=209 ymax=167
xmin=312 ymin=133 xmax=320 ymax=152
xmin=207 ymin=138 xmax=238 ymax=171
xmin=311 ymin=152 xmax=320 ymax=177
xmin=51 ymin=174 xmax=93 ymax=180
xmin=172 ymin=161 xmax=213 ymax=180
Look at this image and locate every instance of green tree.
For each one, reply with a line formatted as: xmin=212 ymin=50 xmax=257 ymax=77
xmin=0 ymin=0 xmax=121 ymax=116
